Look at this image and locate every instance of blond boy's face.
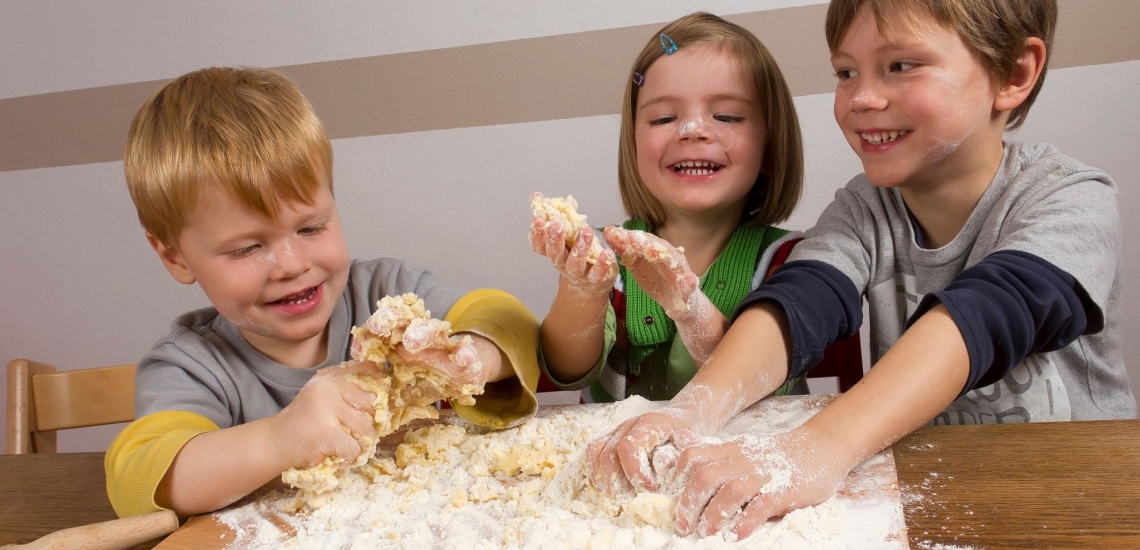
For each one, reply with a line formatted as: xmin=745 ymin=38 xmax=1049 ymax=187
xmin=634 ymin=44 xmax=767 ymax=223
xmin=153 ymin=179 xmax=350 ymax=363
xmin=830 ymin=9 xmax=1005 ymax=192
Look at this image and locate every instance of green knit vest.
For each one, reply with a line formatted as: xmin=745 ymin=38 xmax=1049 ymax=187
xmin=620 ymin=219 xmax=789 ymax=375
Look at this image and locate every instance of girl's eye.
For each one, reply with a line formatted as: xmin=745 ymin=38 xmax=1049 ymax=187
xmin=834 ymin=68 xmax=857 ymax=80
xmin=713 ymin=115 xmax=744 ymax=123
xmin=890 ymin=61 xmax=916 ymax=72
xmin=648 ymin=116 xmax=676 ymax=126
xmin=299 ymin=223 xmax=328 ymax=236
xmin=226 ymin=245 xmax=259 ymax=259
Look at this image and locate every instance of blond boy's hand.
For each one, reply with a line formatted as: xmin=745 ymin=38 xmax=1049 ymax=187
xmin=392 ymin=333 xmax=494 ymax=392
xmin=269 ymin=360 xmax=382 ymax=470
xmin=670 ymin=427 xmax=851 ymax=540
xmin=529 ymin=217 xmax=618 ymax=297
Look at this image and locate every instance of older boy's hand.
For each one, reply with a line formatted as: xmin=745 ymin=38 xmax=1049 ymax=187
xmin=270 ymin=360 xmax=382 ymax=470
xmin=530 ymin=218 xmax=618 ymax=297
xmin=585 ymin=405 xmax=703 ymax=495
xmin=670 ymin=426 xmax=852 ymax=540
xmin=602 ymin=226 xmax=700 ymax=318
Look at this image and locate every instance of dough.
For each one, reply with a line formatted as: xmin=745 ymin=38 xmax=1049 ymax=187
xmin=281 ymin=293 xmax=484 ymax=501
xmin=530 ymin=192 xmax=605 ymax=264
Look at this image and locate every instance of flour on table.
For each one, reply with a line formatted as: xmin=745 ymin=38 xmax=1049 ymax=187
xmin=280 ymin=293 xmax=483 ymax=502
xmin=221 ymin=395 xmax=907 ymax=549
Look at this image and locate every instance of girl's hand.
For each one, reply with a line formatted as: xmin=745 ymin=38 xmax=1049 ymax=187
xmin=603 ymin=226 xmax=699 ymax=318
xmin=585 ymin=405 xmax=704 ymax=495
xmin=530 ymin=217 xmax=618 ymax=297
xmin=670 ymin=427 xmax=854 ymax=540
xmin=270 ymin=360 xmax=382 ymax=470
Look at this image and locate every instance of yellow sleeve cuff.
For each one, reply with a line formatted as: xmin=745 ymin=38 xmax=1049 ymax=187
xmin=445 ymin=288 xmax=539 ymax=429
xmin=104 ymin=411 xmax=219 ymax=518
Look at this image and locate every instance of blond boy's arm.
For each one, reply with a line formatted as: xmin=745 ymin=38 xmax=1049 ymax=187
xmin=445 ymin=288 xmax=540 ymax=429
xmin=106 ymin=411 xmax=293 ymax=518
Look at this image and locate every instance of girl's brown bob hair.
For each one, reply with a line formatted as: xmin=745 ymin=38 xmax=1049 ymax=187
xmin=617 ymin=12 xmax=803 ymax=230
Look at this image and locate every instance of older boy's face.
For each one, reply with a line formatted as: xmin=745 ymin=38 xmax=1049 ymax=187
xmin=830 ymin=8 xmax=1005 ymax=192
xmin=168 ymin=180 xmax=350 ymax=362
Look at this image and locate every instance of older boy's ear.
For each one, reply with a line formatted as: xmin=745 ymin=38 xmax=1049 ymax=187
xmin=994 ymin=37 xmax=1047 ymax=113
xmin=145 ymin=232 xmax=197 ymax=285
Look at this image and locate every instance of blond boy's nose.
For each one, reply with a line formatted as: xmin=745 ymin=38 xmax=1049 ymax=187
xmin=270 ymin=241 xmax=311 ymax=279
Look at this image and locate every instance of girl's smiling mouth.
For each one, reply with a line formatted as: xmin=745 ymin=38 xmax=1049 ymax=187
xmin=671 ymin=160 xmax=724 ymax=176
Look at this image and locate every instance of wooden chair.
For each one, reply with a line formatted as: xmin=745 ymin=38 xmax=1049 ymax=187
xmin=6 ymin=359 xmax=136 ymax=454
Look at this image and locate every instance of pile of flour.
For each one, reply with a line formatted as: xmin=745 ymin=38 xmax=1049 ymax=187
xmin=219 ymin=396 xmax=900 ymax=549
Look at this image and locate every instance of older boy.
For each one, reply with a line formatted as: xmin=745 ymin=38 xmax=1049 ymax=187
xmin=587 ymin=0 xmax=1134 ymax=540
xmin=106 ymin=67 xmax=538 ymax=518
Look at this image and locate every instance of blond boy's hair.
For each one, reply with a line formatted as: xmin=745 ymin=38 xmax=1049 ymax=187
xmin=825 ymin=0 xmax=1057 ymax=130
xmin=124 ymin=67 xmax=333 ymax=248
xmin=618 ymin=12 xmax=804 ymax=230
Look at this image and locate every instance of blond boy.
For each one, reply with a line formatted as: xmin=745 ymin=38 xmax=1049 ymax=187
xmin=106 ymin=67 xmax=538 ymax=518
xmin=587 ymin=0 xmax=1134 ymax=540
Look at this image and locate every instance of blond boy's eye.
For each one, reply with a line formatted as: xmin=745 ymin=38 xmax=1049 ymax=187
xmin=227 ymin=245 xmax=258 ymax=259
xmin=648 ymin=116 xmax=676 ymax=126
xmin=713 ymin=115 xmax=744 ymax=123
xmin=299 ymin=223 xmax=327 ymax=236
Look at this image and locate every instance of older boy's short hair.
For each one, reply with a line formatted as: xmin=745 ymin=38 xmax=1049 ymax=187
xmin=825 ymin=0 xmax=1057 ymax=130
xmin=124 ymin=67 xmax=333 ymax=248
xmin=618 ymin=12 xmax=804 ymax=229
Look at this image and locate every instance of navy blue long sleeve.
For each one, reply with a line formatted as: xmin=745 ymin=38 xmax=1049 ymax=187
xmin=910 ymin=250 xmax=1094 ymax=394
xmin=732 ymin=260 xmax=862 ymax=380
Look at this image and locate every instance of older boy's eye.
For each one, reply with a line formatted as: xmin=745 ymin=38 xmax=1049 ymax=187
xmin=299 ymin=223 xmax=327 ymax=236
xmin=890 ymin=61 xmax=917 ymax=72
xmin=226 ymin=245 xmax=259 ymax=259
xmin=834 ymin=69 xmax=857 ymax=80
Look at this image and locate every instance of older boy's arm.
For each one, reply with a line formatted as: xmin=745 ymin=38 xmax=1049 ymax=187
xmin=446 ymin=288 xmax=540 ymax=429
xmin=803 ymin=305 xmax=968 ymax=466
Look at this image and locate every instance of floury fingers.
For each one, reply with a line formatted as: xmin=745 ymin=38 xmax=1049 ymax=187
xmin=529 ymin=192 xmax=605 ymax=264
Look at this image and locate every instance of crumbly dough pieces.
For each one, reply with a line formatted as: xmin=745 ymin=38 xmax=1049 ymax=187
xmin=530 ymin=192 xmax=605 ymax=264
xmin=281 ymin=293 xmax=484 ymax=502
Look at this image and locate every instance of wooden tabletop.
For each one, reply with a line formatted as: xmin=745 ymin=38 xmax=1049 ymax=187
xmin=2 ymin=419 xmax=1138 ymax=549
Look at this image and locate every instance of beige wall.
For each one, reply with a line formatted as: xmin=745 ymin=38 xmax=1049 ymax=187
xmin=2 ymin=0 xmax=1138 ymax=452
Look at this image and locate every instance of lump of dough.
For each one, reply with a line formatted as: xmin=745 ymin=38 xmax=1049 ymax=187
xmin=530 ymin=192 xmax=604 ymax=264
xmin=282 ymin=293 xmax=485 ymax=503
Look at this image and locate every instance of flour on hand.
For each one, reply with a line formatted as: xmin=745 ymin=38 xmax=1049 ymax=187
xmin=530 ymin=192 xmax=605 ymax=264
xmin=280 ymin=293 xmax=484 ymax=502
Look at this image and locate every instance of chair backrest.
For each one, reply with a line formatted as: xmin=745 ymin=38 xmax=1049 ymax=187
xmin=6 ymin=359 xmax=137 ymax=454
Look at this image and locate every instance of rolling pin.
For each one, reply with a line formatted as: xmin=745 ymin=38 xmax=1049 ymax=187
xmin=0 ymin=510 xmax=179 ymax=550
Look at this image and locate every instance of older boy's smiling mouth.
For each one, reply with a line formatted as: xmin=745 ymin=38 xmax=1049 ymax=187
xmin=860 ymin=130 xmax=910 ymax=145
xmin=671 ymin=160 xmax=724 ymax=176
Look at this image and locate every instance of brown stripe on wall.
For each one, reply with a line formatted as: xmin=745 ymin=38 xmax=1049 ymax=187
xmin=1 ymin=0 xmax=1137 ymax=173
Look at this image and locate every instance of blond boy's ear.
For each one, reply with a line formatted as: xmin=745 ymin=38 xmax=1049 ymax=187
xmin=145 ymin=232 xmax=197 ymax=285
xmin=994 ymin=37 xmax=1048 ymax=113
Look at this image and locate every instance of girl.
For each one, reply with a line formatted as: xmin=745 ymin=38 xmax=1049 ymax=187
xmin=530 ymin=13 xmax=806 ymax=403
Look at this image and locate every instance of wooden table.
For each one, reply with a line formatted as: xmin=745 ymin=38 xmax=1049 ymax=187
xmin=2 ymin=420 xmax=1138 ymax=549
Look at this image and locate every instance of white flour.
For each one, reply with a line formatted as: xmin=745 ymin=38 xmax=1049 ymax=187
xmin=219 ymin=395 xmax=905 ymax=549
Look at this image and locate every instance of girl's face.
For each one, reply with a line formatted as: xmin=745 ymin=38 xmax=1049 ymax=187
xmin=635 ymin=44 xmax=767 ymax=225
